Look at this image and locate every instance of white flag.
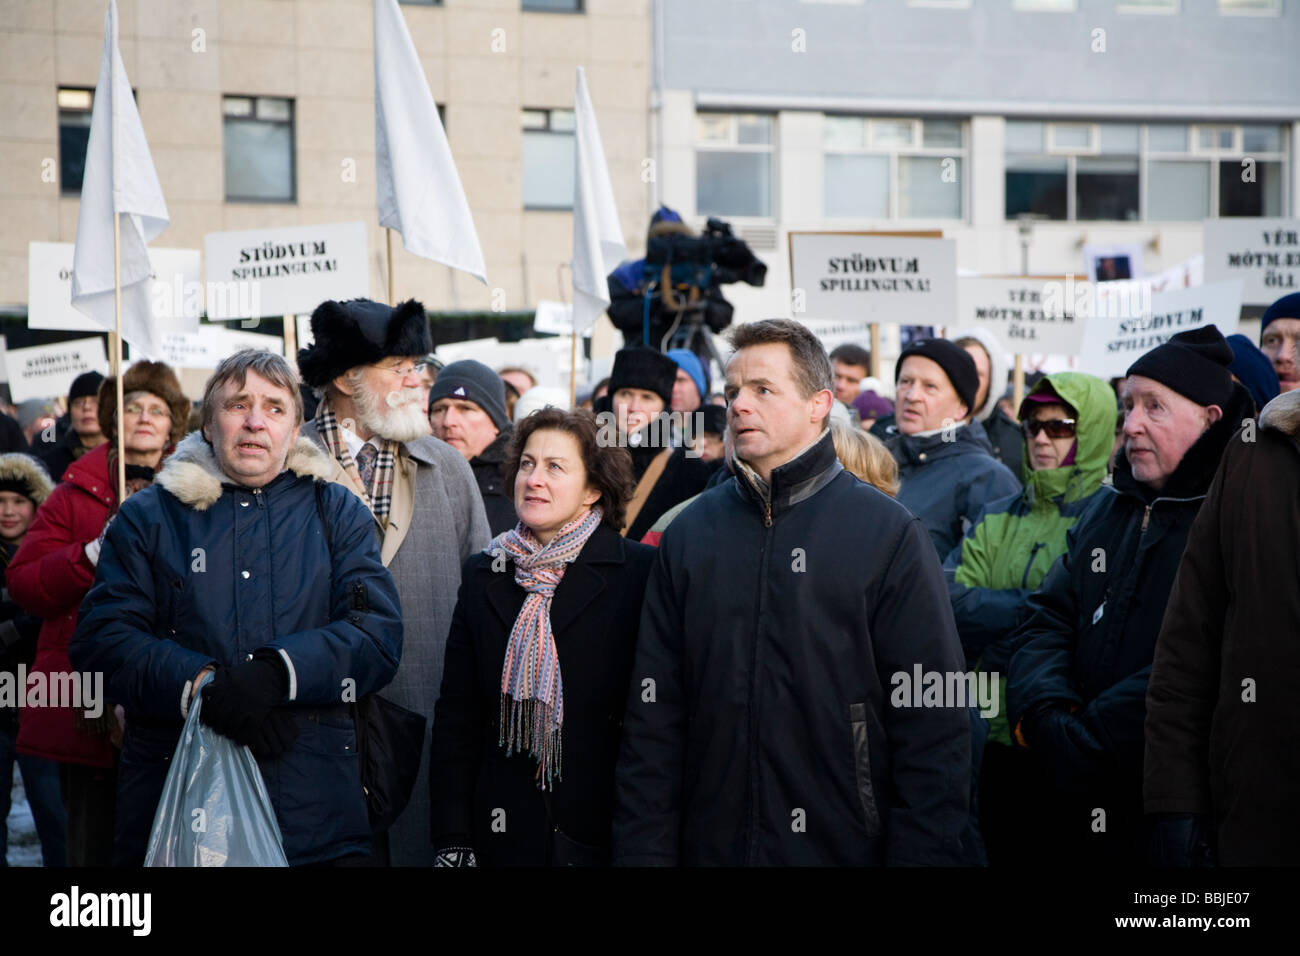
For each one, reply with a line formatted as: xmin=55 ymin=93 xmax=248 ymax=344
xmin=374 ymin=0 xmax=486 ymax=284
xmin=70 ymin=0 xmax=169 ymax=358
xmin=571 ymin=66 xmax=627 ymax=337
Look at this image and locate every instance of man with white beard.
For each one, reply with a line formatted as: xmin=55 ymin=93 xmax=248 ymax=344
xmin=298 ymin=298 xmax=490 ymax=866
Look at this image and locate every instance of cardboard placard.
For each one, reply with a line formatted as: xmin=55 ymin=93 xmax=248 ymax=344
xmin=5 ymin=337 xmax=110 ymax=403
xmin=1203 ymin=218 xmax=1300 ymax=305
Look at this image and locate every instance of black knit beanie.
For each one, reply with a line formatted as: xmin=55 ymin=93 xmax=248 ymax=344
xmin=428 ymin=359 xmax=510 ymax=432
xmin=895 ymin=338 xmax=979 ymax=415
xmin=610 ymin=348 xmax=677 ymax=408
xmin=68 ymin=371 xmax=105 ymax=403
xmin=1260 ymin=291 xmax=1300 ymax=339
xmin=1125 ymin=325 xmax=1234 ymax=408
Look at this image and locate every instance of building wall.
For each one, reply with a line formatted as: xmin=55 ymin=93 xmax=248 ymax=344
xmin=0 ymin=0 xmax=651 ymax=322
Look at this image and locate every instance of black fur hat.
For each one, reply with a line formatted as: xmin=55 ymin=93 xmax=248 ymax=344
xmin=297 ymin=298 xmax=431 ymax=389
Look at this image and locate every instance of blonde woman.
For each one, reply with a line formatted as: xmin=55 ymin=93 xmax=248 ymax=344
xmin=831 ymin=422 xmax=899 ymax=497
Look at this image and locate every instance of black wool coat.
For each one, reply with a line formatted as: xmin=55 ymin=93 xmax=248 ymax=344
xmin=1145 ymin=388 xmax=1300 ymax=865
xmin=624 ymin=441 xmax=715 ymax=541
xmin=429 ymin=523 xmax=655 ymax=865
xmin=1005 ymin=383 xmax=1252 ymax=864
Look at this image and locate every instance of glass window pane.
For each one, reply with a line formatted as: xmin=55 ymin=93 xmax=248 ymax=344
xmin=1242 ymin=124 xmax=1282 ymax=153
xmin=224 ymin=119 xmax=294 ymax=201
xmin=1220 ymin=159 xmax=1284 ymax=217
xmin=1118 ymin=0 xmax=1178 ymax=11
xmin=58 ymin=88 xmax=92 ymax=110
xmin=522 ymin=0 xmax=582 ymax=11
xmin=522 ymin=109 xmax=548 ymax=130
xmin=1005 ymin=121 xmax=1044 ymax=153
xmin=899 ymin=156 xmax=962 ymax=219
xmin=1013 ymin=0 xmax=1075 ymax=8
xmin=872 ymin=120 xmax=914 ymax=147
xmin=696 ymin=114 xmax=732 ymax=144
xmin=736 ymin=114 xmax=773 ymax=146
xmin=824 ymin=154 xmax=889 ymax=218
xmin=1077 ymin=157 xmax=1139 ymax=220
xmin=257 ymin=97 xmax=291 ymax=121
xmin=1005 ymin=157 xmax=1067 ymax=220
xmin=550 ymin=109 xmax=576 ymax=132
xmin=823 ymin=116 xmax=867 ymax=150
xmin=223 ymin=96 xmax=253 ymax=118
xmin=922 ymin=119 xmax=962 ymax=149
xmin=1147 ymin=160 xmax=1209 ymax=221
xmin=1051 ymin=124 xmax=1092 ymax=149
xmin=59 ymin=117 xmax=92 ymax=195
xmin=1147 ymin=124 xmax=1187 ymax=152
xmin=1219 ymin=0 xmax=1281 ymax=13
xmin=696 ymin=151 xmax=771 ymax=217
xmin=522 ymin=131 xmax=575 ymax=208
xmin=1099 ymin=123 xmax=1139 ymax=154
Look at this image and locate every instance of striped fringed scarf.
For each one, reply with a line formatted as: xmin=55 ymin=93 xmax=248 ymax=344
xmin=488 ymin=506 xmax=604 ymax=790
xmin=314 ymin=397 xmax=398 ymax=524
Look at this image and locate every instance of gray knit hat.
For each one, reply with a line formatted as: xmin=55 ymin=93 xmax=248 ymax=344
xmin=428 ymin=359 xmax=510 ymax=431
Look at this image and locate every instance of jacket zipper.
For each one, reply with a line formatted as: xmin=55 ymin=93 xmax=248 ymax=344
xmin=1021 ymin=542 xmax=1044 ymax=589
xmin=745 ymin=501 xmax=772 ymax=864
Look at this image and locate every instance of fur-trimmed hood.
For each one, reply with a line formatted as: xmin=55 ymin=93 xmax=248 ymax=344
xmin=156 ymin=430 xmax=334 ymax=511
xmin=0 ymin=452 xmax=54 ymax=505
xmin=1260 ymin=387 xmax=1300 ymax=440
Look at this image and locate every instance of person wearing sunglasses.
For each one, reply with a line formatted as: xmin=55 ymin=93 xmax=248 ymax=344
xmin=942 ymin=371 xmax=1115 ymax=866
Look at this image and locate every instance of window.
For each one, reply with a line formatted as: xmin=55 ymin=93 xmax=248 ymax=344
xmin=1218 ymin=0 xmax=1281 ymax=14
xmin=1006 ymin=120 xmax=1287 ymax=221
xmin=522 ymin=0 xmax=582 ymax=11
xmin=906 ymin=0 xmax=971 ymax=7
xmin=823 ymin=117 xmax=965 ymax=221
xmin=58 ymin=87 xmax=95 ymax=196
xmin=1012 ymin=0 xmax=1075 ymax=9
xmin=696 ymin=113 xmax=774 ymax=218
xmin=223 ymin=95 xmax=295 ymax=202
xmin=522 ymin=108 xmax=575 ymax=209
xmin=1117 ymin=0 xmax=1178 ymax=11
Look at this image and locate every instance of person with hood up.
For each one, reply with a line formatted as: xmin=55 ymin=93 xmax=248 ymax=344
xmin=942 ymin=371 xmax=1116 ymax=864
xmin=1226 ymin=333 xmax=1279 ymax=416
xmin=1004 ymin=326 xmax=1252 ymax=866
xmin=886 ymin=338 xmax=1021 ymax=559
xmin=948 ymin=328 xmax=1023 ymax=478
xmin=8 ymin=362 xmax=189 ymax=866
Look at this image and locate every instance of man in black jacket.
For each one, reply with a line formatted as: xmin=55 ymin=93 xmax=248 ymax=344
xmin=1006 ymin=326 xmax=1251 ymax=866
xmin=428 ymin=359 xmax=516 ymax=535
xmin=614 ymin=319 xmax=972 ymax=866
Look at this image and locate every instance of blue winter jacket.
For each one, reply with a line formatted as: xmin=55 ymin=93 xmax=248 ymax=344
xmin=70 ymin=432 xmax=403 ymax=866
xmin=886 ymin=419 xmax=1022 ymax=561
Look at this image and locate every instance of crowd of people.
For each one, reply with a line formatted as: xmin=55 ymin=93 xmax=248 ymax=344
xmin=2 ymin=288 xmax=1298 ymax=867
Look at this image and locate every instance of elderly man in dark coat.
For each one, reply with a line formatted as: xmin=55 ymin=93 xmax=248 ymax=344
xmin=298 ymin=298 xmax=490 ymax=865
xmin=1006 ymin=326 xmax=1252 ymax=866
xmin=1144 ymin=385 xmax=1300 ymax=866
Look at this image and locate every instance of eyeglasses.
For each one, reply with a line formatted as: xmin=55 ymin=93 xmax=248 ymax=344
xmin=1021 ymin=418 xmax=1077 ymax=440
xmin=368 ymin=361 xmax=428 ymax=378
xmin=124 ymin=403 xmax=172 ymax=420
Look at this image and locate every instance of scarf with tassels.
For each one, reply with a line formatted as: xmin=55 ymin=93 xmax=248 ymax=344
xmin=488 ymin=506 xmax=604 ymax=790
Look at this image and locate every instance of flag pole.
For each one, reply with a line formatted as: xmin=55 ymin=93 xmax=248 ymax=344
xmin=112 ymin=211 xmax=126 ymax=504
xmin=570 ymin=328 xmax=578 ymax=408
xmin=386 ymin=228 xmax=395 ymax=306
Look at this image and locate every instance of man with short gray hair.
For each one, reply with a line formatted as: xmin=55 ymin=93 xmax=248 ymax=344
xmin=298 ymin=298 xmax=489 ymax=865
xmin=71 ymin=349 xmax=403 ymax=867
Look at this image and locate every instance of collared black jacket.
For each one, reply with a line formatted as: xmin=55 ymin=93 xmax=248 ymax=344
xmin=613 ymin=430 xmax=972 ymax=866
xmin=429 ymin=523 xmax=655 ymax=865
xmin=468 ymin=426 xmax=517 ymax=536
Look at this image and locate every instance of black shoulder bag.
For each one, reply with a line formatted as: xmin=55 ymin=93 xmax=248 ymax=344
xmin=314 ymin=481 xmax=427 ymax=832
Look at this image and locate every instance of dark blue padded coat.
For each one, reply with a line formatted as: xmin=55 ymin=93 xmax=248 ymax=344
xmin=70 ymin=432 xmax=403 ymax=867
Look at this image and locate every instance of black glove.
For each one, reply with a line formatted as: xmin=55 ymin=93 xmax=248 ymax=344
xmin=247 ymin=708 xmax=299 ymax=759
xmin=1149 ymin=813 xmax=1216 ymax=868
xmin=1022 ymin=703 xmax=1104 ymax=792
xmin=200 ymin=656 xmax=293 ymax=754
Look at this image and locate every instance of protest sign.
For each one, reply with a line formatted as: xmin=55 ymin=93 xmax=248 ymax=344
xmin=5 ymin=337 xmax=110 ymax=403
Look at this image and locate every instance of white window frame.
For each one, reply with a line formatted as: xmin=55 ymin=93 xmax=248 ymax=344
xmin=695 ymin=112 xmax=777 ymax=221
xmin=1190 ymin=124 xmax=1242 ymax=155
xmin=1217 ymin=0 xmax=1282 ymax=16
xmin=823 ymin=116 xmax=968 ymax=223
xmin=1012 ymin=0 xmax=1076 ymax=10
xmin=522 ymin=107 xmax=577 ymax=210
xmin=1046 ymin=122 xmax=1099 ymax=155
xmin=1117 ymin=0 xmax=1179 ymax=13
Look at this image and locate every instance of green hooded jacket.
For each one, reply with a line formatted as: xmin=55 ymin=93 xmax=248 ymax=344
xmin=942 ymin=372 xmax=1117 ymax=744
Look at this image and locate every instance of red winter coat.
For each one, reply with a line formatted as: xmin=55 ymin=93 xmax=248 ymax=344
xmin=10 ymin=443 xmax=117 ymax=767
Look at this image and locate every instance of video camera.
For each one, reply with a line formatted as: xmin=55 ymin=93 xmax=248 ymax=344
xmin=641 ymin=217 xmax=768 ymax=299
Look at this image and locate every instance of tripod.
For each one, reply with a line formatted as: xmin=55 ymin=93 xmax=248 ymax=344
xmin=660 ymin=304 xmax=725 ymax=377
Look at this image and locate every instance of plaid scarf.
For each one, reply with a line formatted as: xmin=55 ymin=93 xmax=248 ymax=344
xmin=314 ymin=397 xmax=398 ymax=525
xmin=487 ymin=506 xmax=604 ymax=790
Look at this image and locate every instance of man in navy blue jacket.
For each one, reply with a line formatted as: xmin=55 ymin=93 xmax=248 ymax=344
xmin=71 ymin=350 xmax=402 ymax=867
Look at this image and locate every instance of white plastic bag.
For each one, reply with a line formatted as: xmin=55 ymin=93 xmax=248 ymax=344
xmin=143 ymin=674 xmax=288 ymax=867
